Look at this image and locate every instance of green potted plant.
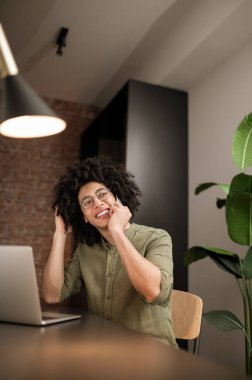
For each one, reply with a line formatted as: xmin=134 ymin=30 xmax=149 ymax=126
xmin=184 ymin=113 xmax=252 ymax=375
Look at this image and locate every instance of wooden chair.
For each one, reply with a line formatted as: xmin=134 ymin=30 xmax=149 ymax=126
xmin=170 ymin=289 xmax=203 ymax=354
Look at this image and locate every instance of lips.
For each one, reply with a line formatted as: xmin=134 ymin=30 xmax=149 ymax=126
xmin=95 ymin=209 xmax=110 ymax=218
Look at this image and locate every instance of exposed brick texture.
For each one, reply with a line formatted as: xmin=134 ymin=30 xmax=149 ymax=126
xmin=0 ymin=97 xmax=99 ymax=294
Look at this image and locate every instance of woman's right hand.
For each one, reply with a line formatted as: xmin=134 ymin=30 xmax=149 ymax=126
xmin=43 ymin=211 xmax=69 ymax=304
xmin=55 ymin=211 xmax=72 ymax=234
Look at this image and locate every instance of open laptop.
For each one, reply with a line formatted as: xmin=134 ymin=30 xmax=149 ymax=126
xmin=0 ymin=245 xmax=82 ymax=326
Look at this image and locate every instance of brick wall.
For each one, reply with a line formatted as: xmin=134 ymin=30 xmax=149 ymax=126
xmin=0 ymin=98 xmax=99 ymax=293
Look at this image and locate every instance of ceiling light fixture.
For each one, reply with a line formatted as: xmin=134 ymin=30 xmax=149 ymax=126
xmin=0 ymin=23 xmax=66 ymax=138
xmin=56 ymin=27 xmax=69 ymax=56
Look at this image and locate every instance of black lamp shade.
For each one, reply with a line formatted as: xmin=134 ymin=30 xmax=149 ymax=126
xmin=2 ymin=74 xmax=57 ymax=119
xmin=0 ymin=74 xmax=66 ymax=138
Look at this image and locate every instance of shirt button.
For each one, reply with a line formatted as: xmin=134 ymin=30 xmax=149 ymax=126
xmin=106 ymin=295 xmax=111 ymax=300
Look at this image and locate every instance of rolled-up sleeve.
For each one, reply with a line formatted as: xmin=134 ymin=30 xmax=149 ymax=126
xmin=60 ymin=248 xmax=83 ymax=302
xmin=145 ymin=231 xmax=173 ymax=305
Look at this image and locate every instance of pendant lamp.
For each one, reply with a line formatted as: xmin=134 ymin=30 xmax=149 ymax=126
xmin=0 ymin=23 xmax=66 ymax=138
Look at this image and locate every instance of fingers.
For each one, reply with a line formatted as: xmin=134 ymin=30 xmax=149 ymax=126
xmin=110 ymin=201 xmax=122 ymax=214
xmin=54 ymin=209 xmax=70 ymax=234
xmin=111 ymin=202 xmax=132 ymax=220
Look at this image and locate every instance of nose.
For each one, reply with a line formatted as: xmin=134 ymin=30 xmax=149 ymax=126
xmin=93 ymin=196 xmax=103 ymax=208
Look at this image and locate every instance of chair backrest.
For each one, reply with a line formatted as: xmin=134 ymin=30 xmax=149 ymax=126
xmin=170 ymin=289 xmax=203 ymax=347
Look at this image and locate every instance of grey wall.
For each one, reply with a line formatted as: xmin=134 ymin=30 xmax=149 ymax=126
xmin=189 ymin=38 xmax=252 ymax=371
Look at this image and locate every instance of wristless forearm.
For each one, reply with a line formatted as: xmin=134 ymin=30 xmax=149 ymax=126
xmin=42 ymin=231 xmax=66 ymax=303
xmin=112 ymin=230 xmax=161 ymax=303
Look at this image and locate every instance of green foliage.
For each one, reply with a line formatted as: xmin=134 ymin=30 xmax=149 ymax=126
xmin=195 ymin=183 xmax=230 ymax=209
xmin=184 ymin=246 xmax=242 ymax=277
xmin=203 ymin=310 xmax=244 ymax=331
xmin=226 ymin=173 xmax=252 ymax=245
xmin=195 ymin=183 xmax=230 ymax=195
xmin=184 ymin=113 xmax=252 ymax=375
xmin=232 ymin=113 xmax=252 ymax=171
xmin=243 ymin=246 xmax=252 ymax=279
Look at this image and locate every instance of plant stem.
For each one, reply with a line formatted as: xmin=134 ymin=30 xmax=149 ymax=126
xmin=238 ymin=260 xmax=248 ymax=373
xmin=239 ymin=255 xmax=252 ymax=375
xmin=247 ymin=278 xmax=252 ymax=375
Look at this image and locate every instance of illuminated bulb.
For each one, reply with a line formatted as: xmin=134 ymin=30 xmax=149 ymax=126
xmin=0 ymin=115 xmax=66 ymax=138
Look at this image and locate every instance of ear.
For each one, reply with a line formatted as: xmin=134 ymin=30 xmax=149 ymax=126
xmin=84 ymin=216 xmax=88 ymax=223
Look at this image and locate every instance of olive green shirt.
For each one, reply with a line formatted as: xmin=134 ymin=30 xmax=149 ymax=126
xmin=60 ymin=223 xmax=177 ymax=348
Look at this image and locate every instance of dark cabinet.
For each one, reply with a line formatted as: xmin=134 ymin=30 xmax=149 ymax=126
xmin=80 ymin=79 xmax=188 ymax=291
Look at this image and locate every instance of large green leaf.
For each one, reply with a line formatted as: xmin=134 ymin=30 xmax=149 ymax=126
xmin=225 ymin=173 xmax=252 ymax=245
xmin=184 ymin=246 xmax=208 ymax=265
xmin=232 ymin=113 xmax=252 ymax=171
xmin=184 ymin=246 xmax=242 ymax=278
xmin=242 ymin=246 xmax=252 ymax=279
xmin=195 ymin=183 xmax=230 ymax=195
xmin=204 ymin=310 xmax=244 ymax=331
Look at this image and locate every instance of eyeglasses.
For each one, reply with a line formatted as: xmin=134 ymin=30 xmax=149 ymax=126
xmin=80 ymin=188 xmax=111 ymax=209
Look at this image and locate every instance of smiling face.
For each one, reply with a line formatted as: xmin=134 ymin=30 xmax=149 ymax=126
xmin=78 ymin=181 xmax=116 ymax=232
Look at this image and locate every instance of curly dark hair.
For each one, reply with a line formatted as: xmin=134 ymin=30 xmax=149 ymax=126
xmin=53 ymin=156 xmax=142 ymax=247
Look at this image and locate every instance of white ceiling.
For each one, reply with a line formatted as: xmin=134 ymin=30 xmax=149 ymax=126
xmin=1 ymin=0 xmax=252 ymax=108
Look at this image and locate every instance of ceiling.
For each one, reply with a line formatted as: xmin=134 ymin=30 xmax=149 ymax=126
xmin=1 ymin=0 xmax=252 ymax=108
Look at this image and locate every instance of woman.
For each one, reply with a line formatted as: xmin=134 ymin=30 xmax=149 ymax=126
xmin=42 ymin=156 xmax=177 ymax=347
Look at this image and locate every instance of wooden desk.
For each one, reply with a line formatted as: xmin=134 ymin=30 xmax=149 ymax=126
xmin=0 ymin=312 xmax=247 ymax=380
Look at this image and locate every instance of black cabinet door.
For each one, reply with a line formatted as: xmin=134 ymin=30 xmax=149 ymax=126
xmin=80 ymin=79 xmax=188 ymax=292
